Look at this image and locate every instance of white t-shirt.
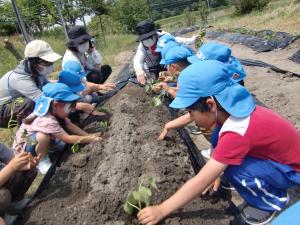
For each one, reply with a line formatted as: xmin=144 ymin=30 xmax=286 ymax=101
xmin=62 ymin=49 xmax=86 ymax=70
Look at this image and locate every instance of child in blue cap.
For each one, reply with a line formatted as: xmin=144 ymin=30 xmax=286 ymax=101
xmin=13 ymin=83 xmax=101 ymax=174
xmin=58 ymin=61 xmax=108 ymax=117
xmin=138 ymin=60 xmax=300 ymax=225
xmin=157 ymin=45 xmax=193 ymax=98
xmin=188 ymin=41 xmax=246 ymax=85
xmin=159 ymin=42 xmax=247 ymax=142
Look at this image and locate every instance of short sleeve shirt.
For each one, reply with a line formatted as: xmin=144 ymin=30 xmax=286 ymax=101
xmin=213 ymin=106 xmax=300 ymax=172
xmin=13 ymin=113 xmax=68 ymax=154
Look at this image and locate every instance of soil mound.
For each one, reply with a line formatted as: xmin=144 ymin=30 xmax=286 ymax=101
xmin=18 ymin=83 xmax=231 ymax=225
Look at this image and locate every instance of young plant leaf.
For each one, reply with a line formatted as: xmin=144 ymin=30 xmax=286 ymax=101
xmin=138 ymin=186 xmax=152 ymax=207
xmin=124 ymin=192 xmax=140 ymax=215
xmin=145 ymin=176 xmax=159 ymax=192
xmin=151 ymin=97 xmax=162 ymax=107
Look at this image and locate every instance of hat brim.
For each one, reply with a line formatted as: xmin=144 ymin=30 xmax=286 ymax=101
xmin=160 ymin=58 xmax=166 ymax=65
xmin=187 ymin=55 xmax=201 ymax=64
xmin=215 ymin=83 xmax=255 ymax=118
xmin=59 ymin=93 xmax=80 ymax=102
xmin=67 ymin=34 xmax=92 ymax=47
xmin=137 ymin=30 xmax=158 ymax=41
xmin=40 ymin=52 xmax=62 ymax=63
xmin=69 ymin=83 xmax=85 ymax=93
xmin=169 ymin=95 xmax=199 ymax=109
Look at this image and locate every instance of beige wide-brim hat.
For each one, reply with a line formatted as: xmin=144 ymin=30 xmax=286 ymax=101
xmin=24 ymin=40 xmax=62 ymax=63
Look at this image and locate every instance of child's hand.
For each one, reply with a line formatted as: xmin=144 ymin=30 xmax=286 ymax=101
xmin=138 ymin=205 xmax=166 ymax=225
xmin=202 ymin=177 xmax=221 ymax=195
xmin=28 ymin=153 xmax=40 ymax=170
xmin=89 ymin=133 xmax=102 ymax=142
xmin=158 ymin=124 xmax=170 ymax=140
xmin=8 ymin=152 xmax=31 ymax=171
xmin=98 ymin=83 xmax=116 ymax=91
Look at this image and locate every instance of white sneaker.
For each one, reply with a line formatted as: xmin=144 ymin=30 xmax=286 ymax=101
xmin=37 ymin=157 xmax=52 ymax=175
xmin=201 ymin=148 xmax=212 ymax=160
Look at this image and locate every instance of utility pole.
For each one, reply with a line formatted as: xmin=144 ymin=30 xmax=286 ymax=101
xmin=11 ymin=0 xmax=30 ymax=44
xmin=56 ymin=0 xmax=69 ymax=41
xmin=147 ymin=0 xmax=152 ymax=21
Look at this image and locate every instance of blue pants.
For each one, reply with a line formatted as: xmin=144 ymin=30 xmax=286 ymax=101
xmin=224 ymin=157 xmax=300 ymax=212
xmin=24 ymin=133 xmax=65 ymax=157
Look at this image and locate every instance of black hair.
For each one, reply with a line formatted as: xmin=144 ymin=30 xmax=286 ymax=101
xmin=26 ymin=57 xmax=41 ymax=77
xmin=187 ymin=96 xmax=226 ymax=113
xmin=176 ymin=59 xmax=190 ymax=68
xmin=68 ymin=46 xmax=78 ymax=52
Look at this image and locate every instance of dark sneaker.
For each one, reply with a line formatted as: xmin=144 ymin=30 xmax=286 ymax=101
xmin=8 ymin=197 xmax=31 ymax=214
xmin=190 ymin=125 xmax=202 ymax=135
xmin=241 ymin=205 xmax=277 ymax=225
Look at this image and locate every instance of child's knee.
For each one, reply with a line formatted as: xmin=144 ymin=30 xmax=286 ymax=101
xmin=0 ymin=188 xmax=11 ymax=212
xmin=36 ymin=132 xmax=51 ymax=144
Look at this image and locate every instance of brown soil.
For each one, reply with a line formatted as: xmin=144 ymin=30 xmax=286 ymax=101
xmin=16 ymin=32 xmax=300 ymax=225
xmin=18 ymin=83 xmax=231 ymax=225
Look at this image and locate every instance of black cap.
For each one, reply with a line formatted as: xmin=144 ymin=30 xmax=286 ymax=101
xmin=136 ymin=20 xmax=158 ymax=41
xmin=67 ymin=26 xmax=92 ymax=48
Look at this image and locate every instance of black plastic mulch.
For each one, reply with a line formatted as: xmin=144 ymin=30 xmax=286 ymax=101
xmin=289 ymin=49 xmax=300 ymax=64
xmin=206 ymin=30 xmax=299 ymax=52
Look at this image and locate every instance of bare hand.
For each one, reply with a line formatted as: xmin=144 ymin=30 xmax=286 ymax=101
xmin=138 ymin=205 xmax=166 ymax=225
xmin=9 ymin=152 xmax=31 ymax=171
xmin=136 ymin=70 xmax=146 ymax=84
xmin=98 ymin=83 xmax=116 ymax=91
xmin=158 ymin=126 xmax=169 ymax=140
xmin=202 ymin=177 xmax=221 ymax=195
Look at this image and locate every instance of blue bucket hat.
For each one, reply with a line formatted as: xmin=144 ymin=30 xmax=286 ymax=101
xmin=188 ymin=42 xmax=231 ymax=63
xmin=170 ymin=60 xmax=255 ymax=118
xmin=188 ymin=42 xmax=246 ymax=82
xmin=160 ymin=45 xmax=193 ymax=65
xmin=63 ymin=61 xmax=86 ymax=78
xmin=227 ymin=56 xmax=246 ymax=82
xmin=155 ymin=34 xmax=176 ymax=52
xmin=58 ymin=70 xmax=85 ymax=93
xmin=160 ymin=41 xmax=181 ymax=60
xmin=34 ymin=83 xmax=80 ymax=116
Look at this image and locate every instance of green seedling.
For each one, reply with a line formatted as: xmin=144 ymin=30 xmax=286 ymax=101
xmin=71 ymin=141 xmax=80 ymax=154
xmin=150 ymin=90 xmax=167 ymax=108
xmin=96 ymin=106 xmax=111 ymax=114
xmin=99 ymin=121 xmax=108 ymax=129
xmin=124 ymin=176 xmax=159 ymax=215
xmin=6 ymin=97 xmax=25 ymax=146
xmin=21 ymin=129 xmax=37 ymax=146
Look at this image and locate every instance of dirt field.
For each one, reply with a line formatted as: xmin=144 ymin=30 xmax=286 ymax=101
xmin=16 ymin=32 xmax=300 ymax=225
xmin=17 ymin=83 xmax=231 ymax=225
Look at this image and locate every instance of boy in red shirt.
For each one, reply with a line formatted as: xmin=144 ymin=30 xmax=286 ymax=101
xmin=138 ymin=60 xmax=300 ymax=225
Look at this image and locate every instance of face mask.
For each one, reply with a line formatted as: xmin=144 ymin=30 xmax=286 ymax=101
xmin=142 ymin=38 xmax=156 ymax=48
xmin=63 ymin=103 xmax=72 ymax=114
xmin=77 ymin=42 xmax=89 ymax=53
xmin=39 ymin=64 xmax=54 ymax=76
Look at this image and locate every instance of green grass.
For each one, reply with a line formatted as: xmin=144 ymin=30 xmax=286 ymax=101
xmin=156 ymin=0 xmax=299 ymax=34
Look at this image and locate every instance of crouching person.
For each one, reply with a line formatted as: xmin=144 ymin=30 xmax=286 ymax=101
xmin=138 ymin=61 xmax=300 ymax=225
xmin=0 ymin=143 xmax=38 ymax=225
xmin=13 ymin=83 xmax=101 ymax=175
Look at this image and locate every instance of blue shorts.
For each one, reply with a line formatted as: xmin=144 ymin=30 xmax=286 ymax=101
xmin=224 ymin=157 xmax=300 ymax=212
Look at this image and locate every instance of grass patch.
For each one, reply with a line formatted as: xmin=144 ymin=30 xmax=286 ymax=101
xmin=156 ymin=0 xmax=299 ymax=34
